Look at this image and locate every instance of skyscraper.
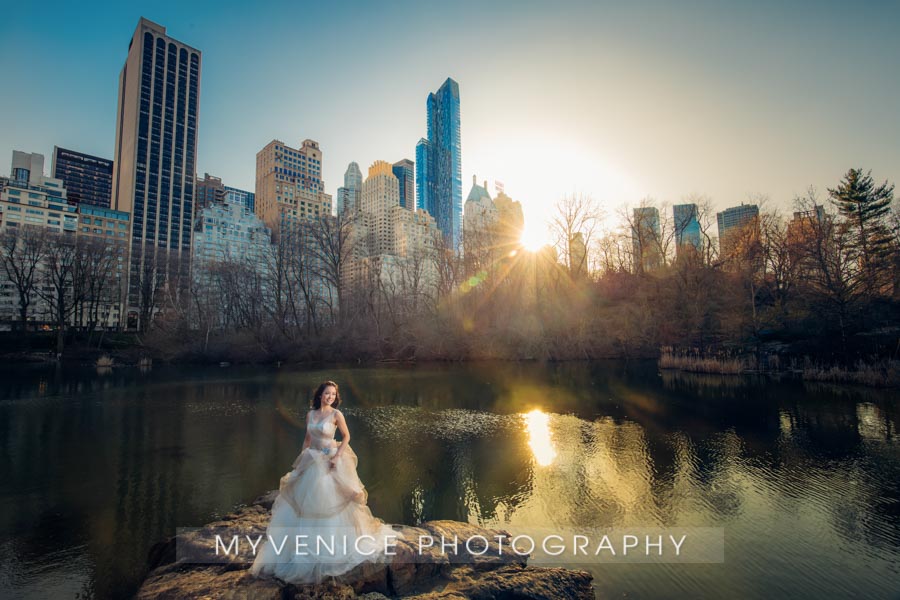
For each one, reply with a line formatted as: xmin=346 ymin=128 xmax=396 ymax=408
xmin=348 ymin=160 xmax=440 ymax=296
xmin=632 ymin=206 xmax=662 ymax=273
xmin=416 ymin=77 xmax=461 ymax=250
xmin=716 ymin=203 xmax=759 ymax=257
xmin=392 ymin=159 xmax=415 ymax=211
xmin=673 ymin=203 xmax=701 ymax=256
xmin=111 ymin=17 xmax=201 ymax=323
xmin=336 ymin=161 xmax=362 ymax=216
xmin=255 ymin=139 xmax=331 ymax=228
xmin=492 ymin=188 xmax=524 ymax=251
xmin=361 ymin=161 xmax=400 ymax=256
xmin=569 ymin=232 xmax=587 ymax=277
xmin=51 ymin=147 xmax=113 ymax=208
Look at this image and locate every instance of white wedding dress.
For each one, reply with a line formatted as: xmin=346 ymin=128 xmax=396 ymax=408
xmin=250 ymin=409 xmax=398 ymax=583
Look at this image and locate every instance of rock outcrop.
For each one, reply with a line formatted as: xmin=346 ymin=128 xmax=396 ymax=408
xmin=137 ymin=491 xmax=594 ymax=599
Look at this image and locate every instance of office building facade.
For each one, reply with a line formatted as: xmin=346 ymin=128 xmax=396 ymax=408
xmin=673 ymin=203 xmax=702 ymax=256
xmin=111 ymin=17 xmax=201 ymax=322
xmin=51 ymin=147 xmax=113 ymax=208
xmin=224 ymin=185 xmax=254 ymax=212
xmin=717 ymin=203 xmax=760 ymax=257
xmin=392 ymin=159 xmax=415 ymax=211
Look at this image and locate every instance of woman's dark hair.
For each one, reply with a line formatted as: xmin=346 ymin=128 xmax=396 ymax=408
xmin=312 ymin=380 xmax=341 ymax=410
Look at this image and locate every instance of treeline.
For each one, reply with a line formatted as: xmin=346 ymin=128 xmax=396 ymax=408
xmin=0 ymin=227 xmax=127 ymax=353
xmin=142 ymin=168 xmax=898 ymax=367
xmin=2 ymin=168 xmax=898 ymax=370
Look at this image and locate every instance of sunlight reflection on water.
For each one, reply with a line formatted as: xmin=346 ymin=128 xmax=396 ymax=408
xmin=524 ymin=409 xmax=557 ymax=466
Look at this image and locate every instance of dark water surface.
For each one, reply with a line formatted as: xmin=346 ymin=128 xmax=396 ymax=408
xmin=0 ymin=362 xmax=898 ymax=599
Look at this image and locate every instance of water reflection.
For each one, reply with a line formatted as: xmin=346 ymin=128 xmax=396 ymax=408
xmin=0 ymin=361 xmax=898 ymax=599
xmin=524 ymin=409 xmax=556 ymax=466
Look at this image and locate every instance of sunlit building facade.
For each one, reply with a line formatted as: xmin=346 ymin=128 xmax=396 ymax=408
xmin=361 ymin=161 xmax=401 ymax=255
xmin=255 ymin=138 xmax=331 ymax=229
xmin=348 ymin=161 xmax=439 ymax=295
xmin=717 ymin=203 xmax=760 ymax=257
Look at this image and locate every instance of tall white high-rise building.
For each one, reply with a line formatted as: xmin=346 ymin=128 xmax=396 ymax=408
xmin=336 ymin=162 xmax=362 ymax=216
xmin=361 ymin=161 xmax=400 ymax=255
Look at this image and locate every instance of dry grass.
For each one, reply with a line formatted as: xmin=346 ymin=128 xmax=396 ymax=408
xmin=658 ymin=349 xmax=745 ymax=374
xmin=802 ymin=360 xmax=900 ymax=388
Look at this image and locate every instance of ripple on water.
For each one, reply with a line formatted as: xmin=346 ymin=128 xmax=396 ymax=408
xmin=348 ymin=406 xmax=520 ymax=443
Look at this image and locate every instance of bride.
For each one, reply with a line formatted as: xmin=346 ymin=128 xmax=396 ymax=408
xmin=250 ymin=380 xmax=399 ymax=583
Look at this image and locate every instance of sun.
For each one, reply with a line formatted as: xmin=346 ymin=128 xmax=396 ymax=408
xmin=519 ymin=220 xmax=549 ymax=252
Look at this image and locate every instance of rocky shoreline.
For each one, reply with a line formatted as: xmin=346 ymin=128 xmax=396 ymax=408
xmin=137 ymin=491 xmax=595 ymax=599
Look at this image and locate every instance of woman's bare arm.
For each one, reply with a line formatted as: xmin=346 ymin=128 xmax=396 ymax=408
xmin=302 ymin=411 xmax=312 ymax=450
xmin=331 ymin=411 xmax=350 ymax=461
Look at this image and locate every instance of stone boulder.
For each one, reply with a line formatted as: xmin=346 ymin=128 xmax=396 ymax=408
xmin=137 ymin=492 xmax=594 ymax=599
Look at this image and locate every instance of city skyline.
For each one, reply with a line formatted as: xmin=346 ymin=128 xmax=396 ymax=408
xmin=2 ymin=1 xmax=899 ymax=248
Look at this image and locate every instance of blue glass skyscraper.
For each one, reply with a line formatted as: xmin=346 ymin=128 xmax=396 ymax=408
xmin=673 ymin=203 xmax=701 ymax=255
xmin=416 ymin=77 xmax=461 ymax=250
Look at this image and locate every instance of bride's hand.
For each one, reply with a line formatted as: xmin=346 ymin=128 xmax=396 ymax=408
xmin=329 ymin=455 xmax=339 ymax=469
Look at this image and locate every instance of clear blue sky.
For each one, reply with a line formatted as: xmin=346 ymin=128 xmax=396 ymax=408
xmin=1 ymin=0 xmax=898 ymax=239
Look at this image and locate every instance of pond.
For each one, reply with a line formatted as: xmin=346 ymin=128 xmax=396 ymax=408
xmin=0 ymin=361 xmax=898 ymax=598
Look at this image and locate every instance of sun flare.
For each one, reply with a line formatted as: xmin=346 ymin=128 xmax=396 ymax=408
xmin=519 ymin=222 xmax=549 ymax=252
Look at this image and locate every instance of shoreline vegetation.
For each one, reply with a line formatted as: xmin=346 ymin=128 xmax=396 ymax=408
xmin=2 ymin=169 xmax=899 ymax=388
xmin=658 ymin=348 xmax=900 ymax=387
xmin=2 ymin=333 xmax=898 ymax=388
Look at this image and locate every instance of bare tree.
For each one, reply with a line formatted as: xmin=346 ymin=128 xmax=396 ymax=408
xmin=759 ymin=209 xmax=798 ymax=325
xmin=793 ymin=188 xmax=861 ymax=353
xmin=0 ymin=226 xmax=47 ymax=331
xmin=308 ymin=212 xmax=357 ymax=326
xmin=550 ymin=193 xmax=602 ymax=277
xmin=36 ymin=232 xmax=82 ymax=354
xmin=134 ymin=246 xmax=166 ymax=333
xmin=265 ymin=225 xmax=294 ymax=337
xmin=432 ymin=230 xmax=463 ymax=300
xmin=621 ymin=198 xmax=663 ymax=275
xmin=76 ymin=237 xmax=121 ymax=333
